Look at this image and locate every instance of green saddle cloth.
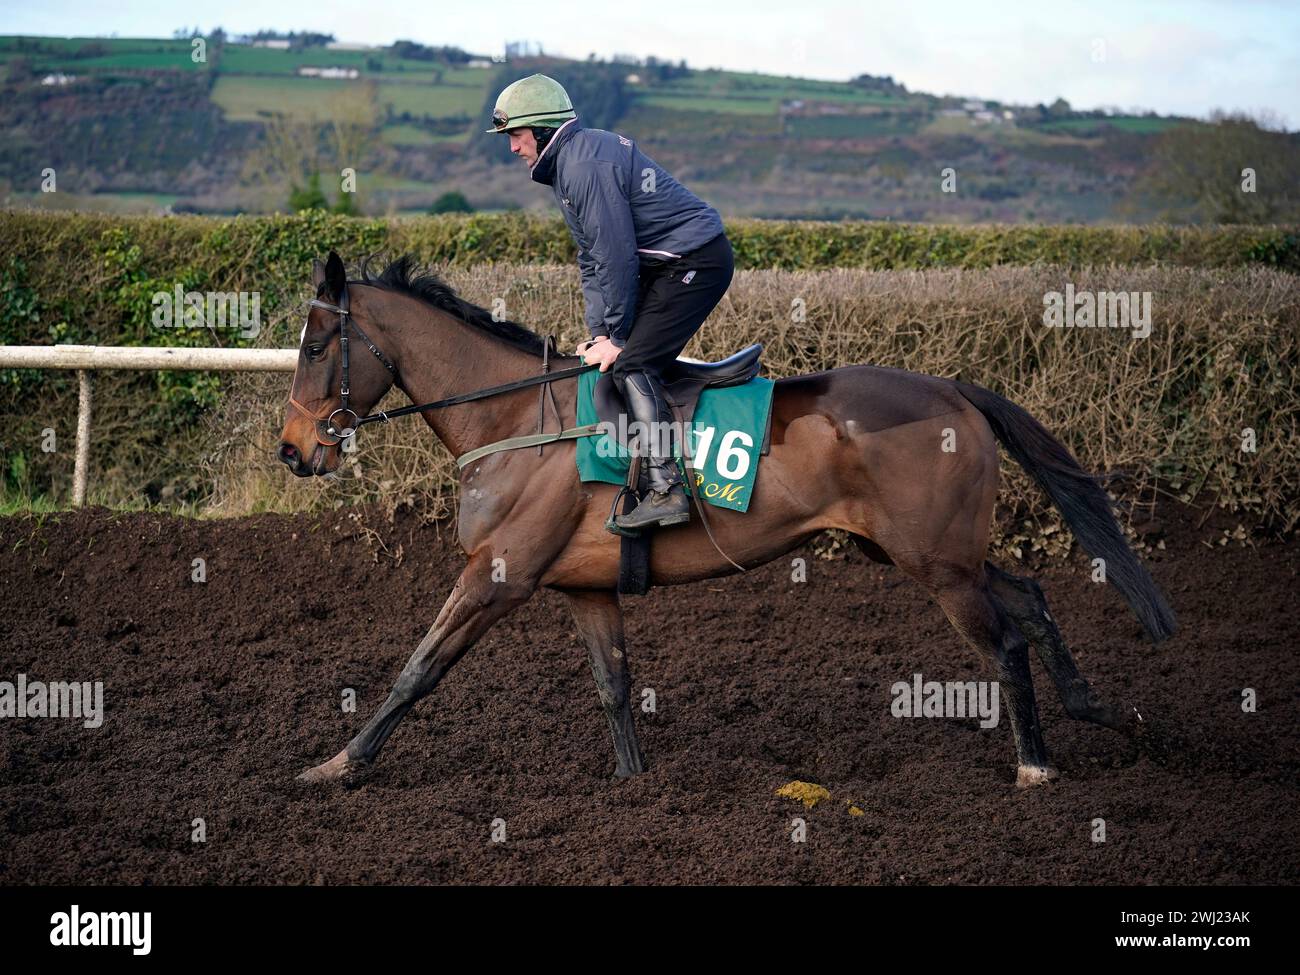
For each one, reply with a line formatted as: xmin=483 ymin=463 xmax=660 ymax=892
xmin=574 ymin=369 xmax=775 ymax=513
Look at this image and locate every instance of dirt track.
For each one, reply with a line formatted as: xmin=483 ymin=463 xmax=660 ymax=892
xmin=1 ymin=503 xmax=1297 ymax=885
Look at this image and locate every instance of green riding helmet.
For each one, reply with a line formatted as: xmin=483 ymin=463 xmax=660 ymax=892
xmin=485 ymin=73 xmax=576 ymax=133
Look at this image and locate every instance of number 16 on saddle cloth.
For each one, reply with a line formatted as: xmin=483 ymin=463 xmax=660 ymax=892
xmin=574 ymin=368 xmax=775 ymax=513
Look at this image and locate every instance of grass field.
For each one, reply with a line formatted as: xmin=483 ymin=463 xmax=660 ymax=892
xmin=383 ymin=124 xmax=438 ymax=146
xmin=638 ymin=92 xmax=779 ymax=115
xmin=1038 ymin=115 xmax=1188 ymax=134
xmin=381 ymin=82 xmax=482 ymax=118
xmin=787 ymin=113 xmax=922 ymax=138
xmin=382 ymin=125 xmax=470 ymax=146
xmin=8 ymin=190 xmax=179 ymax=213
xmin=211 ymin=74 xmax=483 ymax=121
xmin=0 ymin=36 xmax=201 ymax=71
xmin=211 ymin=75 xmax=354 ymax=120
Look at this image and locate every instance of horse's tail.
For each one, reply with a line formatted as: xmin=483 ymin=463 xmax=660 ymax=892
xmin=955 ymin=380 xmax=1176 ymax=643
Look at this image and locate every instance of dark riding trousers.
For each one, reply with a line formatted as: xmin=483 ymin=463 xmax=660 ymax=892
xmin=611 ymin=232 xmax=734 ymax=388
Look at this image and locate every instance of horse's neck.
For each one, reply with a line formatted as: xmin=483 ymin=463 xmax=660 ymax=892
xmin=383 ymin=298 xmax=561 ymax=462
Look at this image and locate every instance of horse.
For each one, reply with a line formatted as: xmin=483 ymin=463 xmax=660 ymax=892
xmin=278 ymin=252 xmax=1175 ymax=789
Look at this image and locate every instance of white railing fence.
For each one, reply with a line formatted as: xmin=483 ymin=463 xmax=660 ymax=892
xmin=0 ymin=345 xmax=298 ymax=505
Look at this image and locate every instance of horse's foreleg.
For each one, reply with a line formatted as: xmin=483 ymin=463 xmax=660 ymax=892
xmin=562 ymin=588 xmax=646 ymax=778
xmin=297 ymin=551 xmax=535 ymax=783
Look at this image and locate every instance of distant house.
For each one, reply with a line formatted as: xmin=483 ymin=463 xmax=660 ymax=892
xmin=40 ymin=73 xmax=76 ymax=86
xmin=625 ymin=73 xmax=642 ymax=84
xmin=962 ymin=99 xmax=985 ymax=112
xmin=466 ymin=58 xmax=493 ymax=68
xmin=253 ymin=39 xmax=291 ymax=49
xmin=298 ymin=66 xmax=360 ymax=79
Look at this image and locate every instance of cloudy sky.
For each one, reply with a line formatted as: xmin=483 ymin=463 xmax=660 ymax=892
xmin=5 ymin=0 xmax=1297 ymax=125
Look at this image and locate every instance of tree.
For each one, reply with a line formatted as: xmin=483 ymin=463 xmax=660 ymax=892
xmin=1046 ymin=97 xmax=1072 ymax=119
xmin=244 ymin=82 xmax=378 ymax=215
xmin=332 ymin=191 xmax=359 ymax=216
xmin=1142 ymin=110 xmax=1300 ymax=223
xmin=289 ymin=173 xmax=328 ymax=211
xmin=429 ymin=191 xmax=473 ymax=214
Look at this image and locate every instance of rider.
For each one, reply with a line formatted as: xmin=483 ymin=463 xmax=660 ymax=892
xmin=486 ymin=73 xmax=734 ymax=530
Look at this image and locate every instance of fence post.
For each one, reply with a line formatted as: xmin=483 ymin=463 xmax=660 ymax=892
xmin=0 ymin=346 xmax=298 ymax=506
xmin=74 ymin=368 xmax=93 ymax=506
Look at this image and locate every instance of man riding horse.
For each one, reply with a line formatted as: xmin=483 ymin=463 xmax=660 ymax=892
xmin=487 ymin=73 xmax=734 ymax=531
xmin=283 ymin=79 xmax=1174 ymax=791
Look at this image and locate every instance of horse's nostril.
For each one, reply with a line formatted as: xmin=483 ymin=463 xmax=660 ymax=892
xmin=278 ymin=443 xmax=300 ymax=466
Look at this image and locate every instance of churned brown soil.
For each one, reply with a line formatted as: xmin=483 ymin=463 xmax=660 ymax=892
xmin=1 ymin=502 xmax=1296 ymax=885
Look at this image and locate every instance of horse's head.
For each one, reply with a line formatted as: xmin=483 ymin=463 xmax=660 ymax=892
xmin=277 ymin=252 xmax=398 ymax=477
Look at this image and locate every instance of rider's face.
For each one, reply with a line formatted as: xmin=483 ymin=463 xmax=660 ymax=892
xmin=508 ymin=128 xmax=538 ymax=167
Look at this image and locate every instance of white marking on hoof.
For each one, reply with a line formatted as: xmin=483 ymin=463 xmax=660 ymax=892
xmin=296 ymin=749 xmax=358 ymax=784
xmin=1016 ymin=765 xmax=1060 ymax=788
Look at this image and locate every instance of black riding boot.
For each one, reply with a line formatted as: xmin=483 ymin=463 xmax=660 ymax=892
xmin=614 ymin=370 xmax=690 ymax=530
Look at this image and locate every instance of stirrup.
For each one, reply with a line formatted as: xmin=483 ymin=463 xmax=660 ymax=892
xmin=614 ymin=482 xmax=690 ymax=530
xmin=604 ymin=485 xmax=642 ymax=537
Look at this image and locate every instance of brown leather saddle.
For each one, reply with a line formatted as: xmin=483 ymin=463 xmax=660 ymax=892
xmin=592 ymin=343 xmax=769 ymax=456
xmin=594 ymin=343 xmax=769 ymax=596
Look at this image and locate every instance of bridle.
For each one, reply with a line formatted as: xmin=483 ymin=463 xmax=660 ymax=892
xmin=287 ymin=280 xmax=596 ymax=449
xmin=288 ymin=283 xmax=398 ymax=446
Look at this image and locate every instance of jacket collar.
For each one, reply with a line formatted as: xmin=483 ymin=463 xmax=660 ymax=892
xmin=529 ymin=117 xmax=582 ymax=186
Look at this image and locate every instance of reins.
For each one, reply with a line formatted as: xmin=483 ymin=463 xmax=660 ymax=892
xmin=287 ymin=283 xmax=599 ymax=459
xmin=287 ymin=280 xmax=746 ymax=572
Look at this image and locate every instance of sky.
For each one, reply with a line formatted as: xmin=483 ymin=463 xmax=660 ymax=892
xmin=2 ymin=0 xmax=1297 ymax=125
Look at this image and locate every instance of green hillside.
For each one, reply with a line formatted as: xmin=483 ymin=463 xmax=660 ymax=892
xmin=1 ymin=33 xmax=1296 ymax=222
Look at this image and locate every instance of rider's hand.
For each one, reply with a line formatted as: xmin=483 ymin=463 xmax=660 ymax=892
xmin=582 ymin=337 xmax=622 ymax=372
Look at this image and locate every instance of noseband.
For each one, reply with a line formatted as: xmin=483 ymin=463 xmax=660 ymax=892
xmin=288 ymin=283 xmax=398 ymax=446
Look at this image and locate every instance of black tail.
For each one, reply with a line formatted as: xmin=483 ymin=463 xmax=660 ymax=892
xmin=956 ymin=381 xmax=1176 ymax=643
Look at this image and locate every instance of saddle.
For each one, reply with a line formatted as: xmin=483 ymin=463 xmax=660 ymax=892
xmin=594 ymin=343 xmax=769 ymax=596
xmin=592 ymin=343 xmax=768 ymax=454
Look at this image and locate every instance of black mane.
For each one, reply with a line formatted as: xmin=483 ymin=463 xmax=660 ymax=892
xmin=360 ymin=254 xmax=549 ymax=357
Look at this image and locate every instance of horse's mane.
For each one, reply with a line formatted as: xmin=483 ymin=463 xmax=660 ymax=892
xmin=358 ymin=254 xmax=549 ymax=357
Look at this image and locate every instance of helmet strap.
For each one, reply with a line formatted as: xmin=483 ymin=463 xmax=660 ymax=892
xmin=531 ymin=126 xmax=558 ymax=153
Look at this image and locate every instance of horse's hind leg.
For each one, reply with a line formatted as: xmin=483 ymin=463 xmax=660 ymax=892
xmin=562 ymin=588 xmax=646 ymax=778
xmin=928 ymin=571 xmax=1057 ymax=787
xmin=986 ymin=563 xmax=1136 ymax=734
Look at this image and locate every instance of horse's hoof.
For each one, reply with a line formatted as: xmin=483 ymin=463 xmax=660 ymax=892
xmin=1015 ymin=765 xmax=1060 ymax=788
xmin=296 ymin=749 xmax=367 ymax=785
xmin=612 ymin=757 xmax=648 ymax=779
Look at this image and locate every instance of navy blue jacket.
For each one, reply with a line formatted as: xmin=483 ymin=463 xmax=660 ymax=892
xmin=531 ymin=118 xmax=724 ymax=345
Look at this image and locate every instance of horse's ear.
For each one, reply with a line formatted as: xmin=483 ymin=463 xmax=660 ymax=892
xmin=324 ymin=251 xmax=346 ymax=301
xmin=311 ymin=259 xmax=326 ymax=291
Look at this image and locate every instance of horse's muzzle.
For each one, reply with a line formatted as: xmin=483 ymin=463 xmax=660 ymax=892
xmin=277 ymin=442 xmax=316 ymax=478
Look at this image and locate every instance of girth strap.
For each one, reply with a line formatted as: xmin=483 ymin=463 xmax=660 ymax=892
xmin=456 ymin=422 xmax=604 ymax=470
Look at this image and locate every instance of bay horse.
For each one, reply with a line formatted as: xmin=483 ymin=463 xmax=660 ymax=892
xmin=278 ymin=253 xmax=1175 ymax=789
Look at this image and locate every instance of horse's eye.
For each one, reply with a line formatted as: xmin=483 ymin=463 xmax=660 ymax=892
xmin=308 ymin=344 xmax=324 ymax=360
